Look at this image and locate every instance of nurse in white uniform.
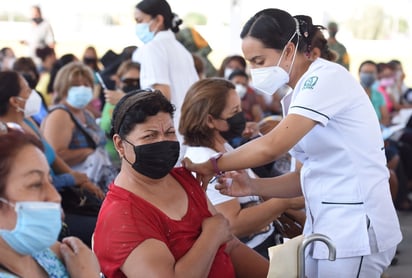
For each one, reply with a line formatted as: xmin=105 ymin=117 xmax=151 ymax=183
xmin=132 ymin=0 xmax=199 ymax=164
xmin=183 ymin=8 xmax=402 ymax=277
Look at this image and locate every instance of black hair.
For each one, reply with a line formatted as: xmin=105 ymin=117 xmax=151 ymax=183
xmin=35 ymin=46 xmax=55 ymax=62
xmin=110 ymin=89 xmax=175 ymax=138
xmin=0 ymin=71 xmax=21 ymax=116
xmin=358 ymin=60 xmax=377 ymax=73
xmin=136 ymin=0 xmax=182 ymax=33
xmin=240 ymin=8 xmax=315 ymax=54
xmin=47 ymin=53 xmax=77 ymax=94
xmin=388 ymin=59 xmax=401 ymax=69
xmin=12 ymin=57 xmax=40 ymax=89
xmin=100 ymin=46 xmax=138 ymax=78
xmin=0 ymin=47 xmax=12 ymax=57
xmin=228 ymin=69 xmax=249 ymax=81
xmin=294 ymin=15 xmax=329 ymax=56
xmin=377 ymin=62 xmax=396 ymax=74
xmin=217 ymin=55 xmax=247 ymax=77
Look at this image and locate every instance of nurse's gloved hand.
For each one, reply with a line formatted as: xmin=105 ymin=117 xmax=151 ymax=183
xmin=215 ymin=170 xmax=253 ymax=197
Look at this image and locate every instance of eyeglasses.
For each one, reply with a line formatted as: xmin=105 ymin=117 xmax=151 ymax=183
xmin=0 ymin=122 xmax=25 ymax=134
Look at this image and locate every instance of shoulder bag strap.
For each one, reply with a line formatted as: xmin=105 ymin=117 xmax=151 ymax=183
xmin=49 ymin=105 xmax=97 ymax=149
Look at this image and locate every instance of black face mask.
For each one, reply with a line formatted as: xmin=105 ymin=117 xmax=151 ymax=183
xmin=83 ymin=57 xmax=97 ymax=65
xmin=122 ymin=84 xmax=141 ymax=93
xmin=32 ymin=17 xmax=43 ymax=24
xmin=121 ymin=78 xmax=140 ymax=93
xmin=220 ymin=111 xmax=246 ymax=141
xmin=123 ymin=140 xmax=180 ymax=179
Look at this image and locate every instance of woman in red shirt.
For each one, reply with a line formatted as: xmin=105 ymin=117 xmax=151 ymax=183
xmin=93 ymin=89 xmax=268 ymax=277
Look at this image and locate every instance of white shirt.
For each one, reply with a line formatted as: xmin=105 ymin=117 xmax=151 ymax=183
xmin=185 ymin=143 xmax=275 ymax=248
xmin=132 ymin=30 xmax=199 ymax=163
xmin=26 ymin=20 xmax=55 ymax=59
xmin=282 ymin=58 xmax=402 ymax=259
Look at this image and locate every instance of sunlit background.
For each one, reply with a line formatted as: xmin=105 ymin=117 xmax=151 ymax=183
xmin=1 ymin=0 xmax=412 ymax=81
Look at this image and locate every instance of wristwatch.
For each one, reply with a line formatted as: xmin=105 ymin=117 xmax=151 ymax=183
xmin=209 ymin=152 xmax=224 ymax=176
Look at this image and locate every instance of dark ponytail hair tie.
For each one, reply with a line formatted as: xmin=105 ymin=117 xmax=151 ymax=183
xmin=171 ymin=13 xmax=183 ymax=33
xmin=172 ymin=13 xmax=182 ymax=28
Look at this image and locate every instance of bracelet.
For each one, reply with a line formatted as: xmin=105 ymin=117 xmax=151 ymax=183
xmin=209 ymin=152 xmax=224 ymax=176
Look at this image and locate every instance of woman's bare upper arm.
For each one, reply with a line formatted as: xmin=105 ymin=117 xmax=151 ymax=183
xmin=42 ymin=109 xmax=74 ymax=151
xmin=213 ymin=199 xmax=241 ymax=222
xmin=121 ymin=239 xmax=175 ymax=277
xmin=206 ymin=196 xmax=218 ymax=215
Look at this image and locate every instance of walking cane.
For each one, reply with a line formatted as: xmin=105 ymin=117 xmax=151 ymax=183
xmin=297 ymin=233 xmax=336 ymax=278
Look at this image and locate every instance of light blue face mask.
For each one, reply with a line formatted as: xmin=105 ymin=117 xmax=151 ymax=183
xmin=359 ymin=72 xmax=376 ymax=88
xmin=66 ymin=86 xmax=93 ymax=109
xmin=135 ymin=22 xmax=155 ymax=44
xmin=0 ymin=199 xmax=62 ymax=255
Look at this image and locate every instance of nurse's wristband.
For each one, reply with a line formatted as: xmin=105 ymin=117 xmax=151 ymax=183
xmin=209 ymin=152 xmax=224 ymax=176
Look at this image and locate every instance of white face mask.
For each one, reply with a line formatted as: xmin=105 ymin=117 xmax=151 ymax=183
xmin=224 ymin=68 xmax=234 ymax=79
xmin=16 ymin=90 xmax=42 ymax=117
xmin=250 ymin=65 xmax=289 ymax=96
xmin=235 ymin=84 xmax=248 ymax=99
xmin=250 ymin=31 xmax=299 ymax=96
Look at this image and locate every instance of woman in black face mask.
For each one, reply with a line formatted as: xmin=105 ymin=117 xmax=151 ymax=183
xmin=93 ymin=89 xmax=269 ymax=278
xmin=179 ymin=78 xmax=305 ymax=259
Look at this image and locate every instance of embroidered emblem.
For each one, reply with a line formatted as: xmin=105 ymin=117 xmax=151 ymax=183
xmin=302 ymin=76 xmax=318 ymax=90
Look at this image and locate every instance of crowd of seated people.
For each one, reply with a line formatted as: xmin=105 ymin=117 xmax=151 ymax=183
xmin=1 ymin=2 xmax=411 ymax=275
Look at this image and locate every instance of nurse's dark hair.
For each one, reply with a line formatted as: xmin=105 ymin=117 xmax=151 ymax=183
xmin=0 ymin=128 xmax=43 ymax=200
xmin=110 ymin=89 xmax=175 ymax=138
xmin=136 ymin=0 xmax=182 ymax=33
xmin=295 ymin=15 xmax=337 ymax=61
xmin=240 ymin=9 xmax=319 ymax=55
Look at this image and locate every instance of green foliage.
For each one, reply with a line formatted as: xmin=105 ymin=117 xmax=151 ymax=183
xmin=398 ymin=18 xmax=409 ymax=34
xmin=348 ymin=4 xmax=409 ymax=39
xmin=184 ymin=12 xmax=207 ymax=26
xmin=0 ymin=12 xmax=28 ymax=22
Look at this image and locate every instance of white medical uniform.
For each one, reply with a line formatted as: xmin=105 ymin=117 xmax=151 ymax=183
xmin=132 ymin=30 xmax=199 ymax=163
xmin=281 ymin=58 xmax=402 ymax=260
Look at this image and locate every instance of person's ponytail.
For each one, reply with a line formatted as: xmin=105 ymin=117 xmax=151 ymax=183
xmin=171 ymin=13 xmax=183 ymax=33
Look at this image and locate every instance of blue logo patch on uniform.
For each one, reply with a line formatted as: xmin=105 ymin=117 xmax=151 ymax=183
xmin=302 ymin=76 xmax=318 ymax=90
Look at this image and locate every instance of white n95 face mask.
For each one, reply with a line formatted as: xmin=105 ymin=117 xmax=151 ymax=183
xmin=250 ymin=66 xmax=289 ymax=96
xmin=16 ymin=90 xmax=42 ymax=117
xmin=250 ymin=28 xmax=300 ymax=96
xmin=24 ymin=90 xmax=42 ymax=117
